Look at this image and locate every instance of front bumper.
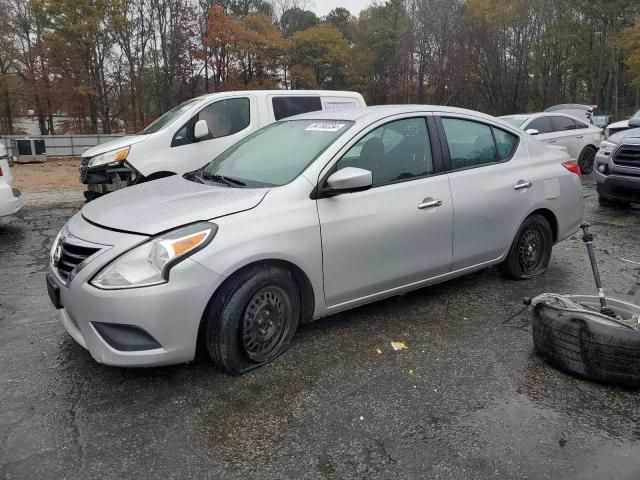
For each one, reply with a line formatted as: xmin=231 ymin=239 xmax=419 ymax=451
xmin=594 ymin=169 xmax=640 ymax=204
xmin=80 ymin=159 xmax=142 ymax=197
xmin=0 ymin=184 xmax=23 ymax=217
xmin=49 ymin=214 xmax=226 ymax=367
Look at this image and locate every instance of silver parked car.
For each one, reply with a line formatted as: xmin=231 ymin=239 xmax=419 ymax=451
xmin=47 ymin=106 xmax=584 ymax=374
xmin=500 ymin=112 xmax=602 ymax=174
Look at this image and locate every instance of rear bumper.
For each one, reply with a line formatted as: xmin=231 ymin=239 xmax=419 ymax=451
xmin=0 ymin=184 xmax=23 ymax=217
xmin=594 ymin=171 xmax=640 ymax=203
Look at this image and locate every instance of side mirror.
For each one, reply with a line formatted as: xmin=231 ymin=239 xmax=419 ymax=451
xmin=324 ymin=167 xmax=372 ymax=195
xmin=629 ymin=118 xmax=640 ymax=129
xmin=194 ymin=119 xmax=210 ymax=140
xmin=525 ymin=128 xmax=540 ymax=136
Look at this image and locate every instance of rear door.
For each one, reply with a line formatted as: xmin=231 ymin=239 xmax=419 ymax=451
xmin=548 ymin=115 xmax=581 ymax=160
xmin=317 ymin=115 xmax=453 ymax=307
xmin=436 ymin=115 xmax=535 ymax=270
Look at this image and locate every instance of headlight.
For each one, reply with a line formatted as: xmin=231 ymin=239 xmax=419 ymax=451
xmin=88 ymin=147 xmax=130 ymax=168
xmin=598 ymin=141 xmax=617 ymax=155
xmin=91 ymin=222 xmax=217 ymax=289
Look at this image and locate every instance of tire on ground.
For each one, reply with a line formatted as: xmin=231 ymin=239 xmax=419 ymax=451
xmin=205 ymin=264 xmax=300 ymax=375
xmin=500 ymin=214 xmax=553 ymax=280
xmin=532 ymin=304 xmax=640 ymax=388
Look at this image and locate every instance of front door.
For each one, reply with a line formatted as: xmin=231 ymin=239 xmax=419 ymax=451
xmin=187 ymin=96 xmax=257 ymax=170
xmin=317 ymin=116 xmax=453 ymax=308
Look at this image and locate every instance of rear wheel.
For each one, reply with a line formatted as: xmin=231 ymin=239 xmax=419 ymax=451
xmin=577 ymin=146 xmax=596 ymax=175
xmin=500 ymin=214 xmax=553 ymax=280
xmin=205 ymin=265 xmax=300 ymax=375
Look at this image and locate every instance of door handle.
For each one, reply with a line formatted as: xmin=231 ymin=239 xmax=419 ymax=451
xmin=418 ymin=199 xmax=443 ymax=210
xmin=547 ymin=139 xmax=557 ymax=144
xmin=514 ymin=181 xmax=532 ymax=191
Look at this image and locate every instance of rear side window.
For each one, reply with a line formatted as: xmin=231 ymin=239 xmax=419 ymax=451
xmin=526 ymin=117 xmax=553 ymax=134
xmin=441 ymin=118 xmax=498 ymax=170
xmin=272 ymin=96 xmax=322 ymax=120
xmin=551 ymin=116 xmax=577 ymax=131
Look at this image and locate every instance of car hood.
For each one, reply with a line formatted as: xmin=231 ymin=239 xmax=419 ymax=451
xmin=81 ymin=176 xmax=269 ymax=235
xmin=608 ymin=128 xmax=640 ymax=145
xmin=81 ymin=135 xmax=150 ymax=158
xmin=607 ymin=119 xmax=629 ymax=130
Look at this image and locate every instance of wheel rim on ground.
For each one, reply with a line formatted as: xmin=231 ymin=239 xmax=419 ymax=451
xmin=242 ymin=286 xmax=292 ymax=363
xmin=579 ymin=149 xmax=595 ymax=173
xmin=518 ymin=226 xmax=545 ymax=274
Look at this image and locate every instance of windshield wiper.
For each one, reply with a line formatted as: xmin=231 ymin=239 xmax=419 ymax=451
xmin=201 ymin=173 xmax=247 ymax=187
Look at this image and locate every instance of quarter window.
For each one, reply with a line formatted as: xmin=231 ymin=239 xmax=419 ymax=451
xmin=337 ymin=118 xmax=433 ymax=187
xmin=272 ymin=96 xmax=322 ymax=120
xmin=441 ymin=118 xmax=498 ymax=170
xmin=493 ymin=128 xmax=519 ymax=160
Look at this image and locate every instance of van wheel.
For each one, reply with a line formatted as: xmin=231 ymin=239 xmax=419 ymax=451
xmin=500 ymin=215 xmax=553 ymax=280
xmin=205 ymin=265 xmax=300 ymax=375
xmin=577 ymin=146 xmax=596 ymax=175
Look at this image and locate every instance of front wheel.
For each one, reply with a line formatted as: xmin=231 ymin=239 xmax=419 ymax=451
xmin=500 ymin=215 xmax=553 ymax=280
xmin=205 ymin=265 xmax=300 ymax=375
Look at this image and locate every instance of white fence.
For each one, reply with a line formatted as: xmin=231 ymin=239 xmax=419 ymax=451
xmin=0 ymin=134 xmax=126 ymax=157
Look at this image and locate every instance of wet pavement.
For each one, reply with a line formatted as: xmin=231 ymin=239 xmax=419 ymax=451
xmin=1 ymin=177 xmax=639 ymax=479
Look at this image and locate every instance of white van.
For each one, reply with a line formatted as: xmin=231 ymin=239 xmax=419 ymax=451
xmin=80 ymin=90 xmax=366 ymax=199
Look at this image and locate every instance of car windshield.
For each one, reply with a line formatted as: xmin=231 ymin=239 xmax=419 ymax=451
xmin=200 ymin=120 xmax=354 ymax=187
xmin=140 ymin=98 xmax=202 ymax=135
xmin=632 ymin=110 xmax=640 ymax=120
xmin=501 ymin=116 xmax=529 ymax=128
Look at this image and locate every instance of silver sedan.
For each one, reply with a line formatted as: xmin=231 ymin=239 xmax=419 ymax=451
xmin=47 ymin=106 xmax=584 ymax=373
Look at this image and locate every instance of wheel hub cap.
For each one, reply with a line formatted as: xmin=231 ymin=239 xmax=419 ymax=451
xmin=242 ymin=287 xmax=291 ymax=363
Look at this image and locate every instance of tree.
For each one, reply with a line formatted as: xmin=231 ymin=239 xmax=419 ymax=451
xmin=279 ymin=7 xmax=317 ymax=37
xmin=290 ymin=23 xmax=348 ymax=88
xmin=325 ymin=7 xmax=353 ymax=41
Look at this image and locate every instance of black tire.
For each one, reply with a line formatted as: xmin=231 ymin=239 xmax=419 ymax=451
xmin=577 ymin=146 xmax=596 ymax=175
xmin=500 ymin=214 xmax=553 ymax=280
xmin=532 ymin=304 xmax=640 ymax=388
xmin=205 ymin=264 xmax=300 ymax=375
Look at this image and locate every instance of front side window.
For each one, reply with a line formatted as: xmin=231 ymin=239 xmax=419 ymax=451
xmin=201 ymin=120 xmax=352 ymax=187
xmin=551 ymin=116 xmax=577 ymax=131
xmin=197 ymin=98 xmax=250 ymax=140
xmin=442 ymin=118 xmax=498 ymax=170
xmin=337 ymin=118 xmax=433 ymax=187
xmin=526 ymin=117 xmax=554 ymax=134
xmin=272 ymin=96 xmax=323 ymax=121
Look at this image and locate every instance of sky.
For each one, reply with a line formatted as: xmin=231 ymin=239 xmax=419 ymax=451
xmin=311 ymin=0 xmax=372 ymax=16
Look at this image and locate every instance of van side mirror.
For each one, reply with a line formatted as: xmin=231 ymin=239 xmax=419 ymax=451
xmin=324 ymin=167 xmax=372 ymax=196
xmin=194 ymin=119 xmax=210 ymax=140
xmin=629 ymin=118 xmax=640 ymax=129
xmin=525 ymin=128 xmax=540 ymax=136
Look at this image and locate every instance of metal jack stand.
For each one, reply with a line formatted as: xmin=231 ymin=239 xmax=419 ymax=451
xmin=580 ymin=223 xmax=616 ymax=318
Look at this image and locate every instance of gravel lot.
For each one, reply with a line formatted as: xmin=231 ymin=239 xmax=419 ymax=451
xmin=1 ymin=165 xmax=639 ymax=479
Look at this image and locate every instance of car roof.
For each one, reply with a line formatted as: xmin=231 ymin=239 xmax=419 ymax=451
xmin=501 ymin=112 xmax=591 ymax=124
xmin=288 ymin=105 xmax=505 ymax=125
xmin=193 ymin=90 xmax=365 ymax=102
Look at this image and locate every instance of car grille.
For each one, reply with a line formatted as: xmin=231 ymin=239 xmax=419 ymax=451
xmin=54 ymin=240 xmax=100 ymax=282
xmin=612 ymin=145 xmax=640 ymax=168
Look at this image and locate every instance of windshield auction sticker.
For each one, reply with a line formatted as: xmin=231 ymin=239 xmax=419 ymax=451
xmin=305 ymin=122 xmax=346 ymax=132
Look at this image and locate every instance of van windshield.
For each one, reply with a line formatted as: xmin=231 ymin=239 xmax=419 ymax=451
xmin=200 ymin=120 xmax=353 ymax=187
xmin=140 ymin=98 xmax=201 ymax=135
